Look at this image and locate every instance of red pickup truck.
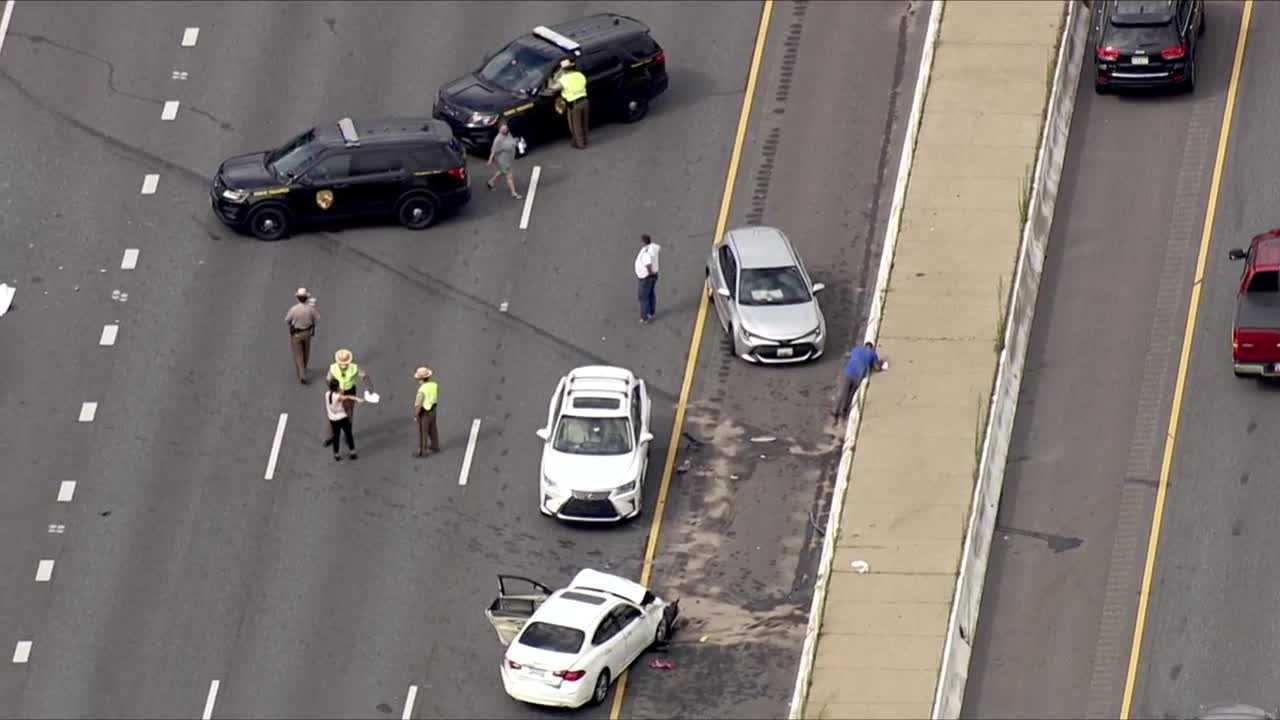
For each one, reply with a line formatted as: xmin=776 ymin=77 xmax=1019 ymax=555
xmin=1229 ymin=228 xmax=1280 ymax=376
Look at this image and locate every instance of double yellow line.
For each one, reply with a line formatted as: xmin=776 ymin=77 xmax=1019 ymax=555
xmin=1119 ymin=2 xmax=1253 ymax=716
xmin=608 ymin=2 xmax=775 ymax=718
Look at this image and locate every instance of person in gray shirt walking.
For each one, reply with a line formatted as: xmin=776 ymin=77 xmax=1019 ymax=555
xmin=485 ymin=123 xmax=523 ymax=200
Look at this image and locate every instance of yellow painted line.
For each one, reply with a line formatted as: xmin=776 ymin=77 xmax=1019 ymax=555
xmin=1118 ymin=3 xmax=1253 ymax=717
xmin=607 ymin=2 xmax=774 ymax=718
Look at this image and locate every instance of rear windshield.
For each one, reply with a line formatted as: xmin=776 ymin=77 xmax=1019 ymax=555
xmin=518 ymin=622 xmax=584 ymax=654
xmin=1103 ymin=20 xmax=1177 ymax=50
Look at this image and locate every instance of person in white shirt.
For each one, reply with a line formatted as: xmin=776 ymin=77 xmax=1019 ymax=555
xmin=634 ymin=234 xmax=661 ymax=323
xmin=324 ymin=378 xmax=363 ymax=461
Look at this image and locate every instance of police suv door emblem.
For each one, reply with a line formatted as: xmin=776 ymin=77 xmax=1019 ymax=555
xmin=315 ymin=189 xmax=335 ymax=209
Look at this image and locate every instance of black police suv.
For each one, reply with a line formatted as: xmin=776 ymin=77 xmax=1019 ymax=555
xmin=211 ymin=117 xmax=470 ymax=241
xmin=1094 ymin=0 xmax=1204 ymax=94
xmin=434 ymin=14 xmax=668 ymax=154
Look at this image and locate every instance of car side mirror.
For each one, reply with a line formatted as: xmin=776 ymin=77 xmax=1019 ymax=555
xmin=811 ymin=282 xmax=826 ymax=293
xmin=1229 ymin=248 xmax=1247 ymax=261
xmin=639 ymin=432 xmax=654 ymax=444
xmin=716 ymin=287 xmax=731 ymax=298
xmin=536 ymin=428 xmax=550 ymax=441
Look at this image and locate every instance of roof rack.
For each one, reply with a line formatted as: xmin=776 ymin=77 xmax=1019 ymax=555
xmin=337 ymin=117 xmax=360 ymax=147
xmin=532 ymin=25 xmax=581 ymax=55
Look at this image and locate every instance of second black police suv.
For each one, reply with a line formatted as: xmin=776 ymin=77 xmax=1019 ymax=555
xmin=434 ymin=14 xmax=668 ymax=153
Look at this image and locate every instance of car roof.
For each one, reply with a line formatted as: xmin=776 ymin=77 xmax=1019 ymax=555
xmin=563 ymin=366 xmax=633 ymax=418
xmin=531 ymin=587 xmax=619 ymax=632
xmin=545 ymin=13 xmax=648 ymax=49
xmin=725 ymin=226 xmax=799 ymax=269
xmin=313 ymin=117 xmax=453 ymax=148
xmin=1110 ymin=0 xmax=1176 ymax=25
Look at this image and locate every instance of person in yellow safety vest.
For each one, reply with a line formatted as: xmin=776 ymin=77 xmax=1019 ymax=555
xmin=412 ymin=366 xmax=440 ymax=458
xmin=549 ymin=57 xmax=589 ymax=149
xmin=327 ymin=348 xmax=371 ymax=421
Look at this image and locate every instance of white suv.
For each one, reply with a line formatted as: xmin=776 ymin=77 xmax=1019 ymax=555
xmin=536 ymin=366 xmax=652 ymax=522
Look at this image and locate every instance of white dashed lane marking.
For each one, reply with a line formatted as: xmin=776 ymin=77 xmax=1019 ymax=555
xmin=78 ymin=402 xmax=97 ymax=422
xmin=458 ymin=418 xmax=481 ymax=486
xmin=0 ymin=1 xmax=15 ymax=58
xmin=518 ymin=165 xmax=541 ymax=230
xmin=121 ymin=248 xmax=139 ymax=269
xmin=34 ymin=560 xmax=53 ymax=582
xmin=161 ymin=100 xmax=180 ymax=120
xmin=12 ymin=641 xmax=31 ymax=663
xmin=264 ymin=413 xmax=288 ymax=480
xmin=202 ymin=680 xmax=220 ymax=719
xmin=140 ymin=174 xmax=159 ymax=195
xmin=181 ymin=27 xmax=199 ymax=47
xmin=100 ymin=324 xmax=118 ymax=346
xmin=402 ymin=685 xmax=418 ymax=720
xmin=57 ymin=481 xmax=76 ymax=502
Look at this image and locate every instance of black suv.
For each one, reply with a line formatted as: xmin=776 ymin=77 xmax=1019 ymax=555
xmin=1094 ymin=0 xmax=1204 ymax=94
xmin=434 ymin=14 xmax=668 ymax=153
xmin=211 ymin=117 xmax=470 ymax=241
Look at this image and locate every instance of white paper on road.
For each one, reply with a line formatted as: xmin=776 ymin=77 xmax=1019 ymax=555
xmin=364 ymin=391 xmax=380 ymax=404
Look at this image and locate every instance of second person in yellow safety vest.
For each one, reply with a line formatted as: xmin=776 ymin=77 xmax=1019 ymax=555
xmin=412 ymin=366 xmax=440 ymax=458
xmin=327 ymin=348 xmax=371 ymax=421
xmin=550 ymin=58 xmax=589 ymax=149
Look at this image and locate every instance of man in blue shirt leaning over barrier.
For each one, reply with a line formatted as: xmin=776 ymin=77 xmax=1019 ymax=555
xmin=831 ymin=341 xmax=887 ymax=422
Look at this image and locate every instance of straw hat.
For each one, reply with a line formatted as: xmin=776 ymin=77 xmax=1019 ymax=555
xmin=414 ymin=366 xmax=433 ymax=380
xmin=334 ymin=349 xmax=354 ymax=365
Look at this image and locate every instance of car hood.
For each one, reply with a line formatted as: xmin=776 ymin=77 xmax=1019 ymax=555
xmin=542 ymin=448 xmax=642 ymax=493
xmin=737 ymin=301 xmax=822 ymax=340
xmin=439 ymin=74 xmax=522 ymax=115
xmin=217 ymin=151 xmax=276 ymax=189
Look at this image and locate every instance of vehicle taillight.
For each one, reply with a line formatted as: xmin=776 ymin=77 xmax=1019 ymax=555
xmin=447 ymin=165 xmax=466 ymax=182
xmin=554 ymin=670 xmax=586 ymax=681
xmin=1097 ymin=46 xmax=1119 ymax=61
xmin=506 ymin=660 xmax=522 ymax=669
xmin=1161 ymin=43 xmax=1186 ymax=60
xmin=653 ymin=50 xmax=665 ymax=65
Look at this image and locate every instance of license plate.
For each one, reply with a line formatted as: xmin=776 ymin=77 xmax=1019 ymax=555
xmin=776 ymin=347 xmax=794 ymax=358
xmin=526 ymin=668 xmax=545 ymax=678
xmin=1131 ymin=55 xmax=1149 ymax=65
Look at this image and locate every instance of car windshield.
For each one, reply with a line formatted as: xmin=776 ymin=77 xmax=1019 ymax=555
xmin=478 ymin=38 xmax=561 ymax=94
xmin=553 ymin=416 xmax=632 ymax=455
xmin=739 ymin=267 xmax=811 ymax=306
xmin=266 ymin=130 xmax=321 ymax=179
xmin=517 ymin=621 xmax=584 ymax=654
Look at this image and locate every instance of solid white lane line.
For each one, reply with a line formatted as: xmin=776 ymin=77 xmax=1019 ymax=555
xmin=57 ymin=481 xmax=76 ymax=502
xmin=181 ymin=27 xmax=199 ymax=47
xmin=264 ymin=413 xmax=287 ymax=480
xmin=121 ymin=248 xmax=139 ymax=269
xmin=161 ymin=100 xmax=180 ymax=120
xmin=518 ymin=165 xmax=541 ymax=230
xmin=458 ymin=418 xmax=481 ymax=486
xmin=34 ymin=560 xmax=53 ymax=582
xmin=402 ymin=685 xmax=418 ymax=720
xmin=78 ymin=402 xmax=97 ymax=422
xmin=140 ymin=174 xmax=159 ymax=195
xmin=99 ymin=324 xmax=118 ymax=346
xmin=201 ymin=680 xmax=220 ymax=720
xmin=0 ymin=1 xmax=15 ymax=58
xmin=12 ymin=641 xmax=31 ymax=663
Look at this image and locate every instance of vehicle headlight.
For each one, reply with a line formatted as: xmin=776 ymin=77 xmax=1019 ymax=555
xmin=465 ymin=111 xmax=500 ymax=127
xmin=800 ymin=327 xmax=823 ymax=343
xmin=613 ymin=480 xmax=637 ymax=496
xmin=541 ymin=473 xmax=558 ymax=490
xmin=220 ymin=188 xmax=250 ymax=203
xmin=738 ymin=325 xmax=763 ymax=343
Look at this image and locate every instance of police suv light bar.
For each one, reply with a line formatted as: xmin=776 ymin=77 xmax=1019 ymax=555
xmin=338 ymin=117 xmax=360 ymax=146
xmin=533 ymin=26 xmax=581 ymax=55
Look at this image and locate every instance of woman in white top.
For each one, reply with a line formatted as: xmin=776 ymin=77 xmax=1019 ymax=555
xmin=325 ymin=378 xmax=363 ymax=461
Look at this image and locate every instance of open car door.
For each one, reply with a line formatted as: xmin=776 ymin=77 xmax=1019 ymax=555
xmin=485 ymin=575 xmax=552 ymax=646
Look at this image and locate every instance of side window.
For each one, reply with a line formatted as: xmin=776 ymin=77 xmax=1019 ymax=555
xmin=1248 ymin=270 xmax=1279 ymax=293
xmin=409 ymin=146 xmax=446 ymax=171
xmin=580 ymin=49 xmax=622 ymax=77
xmin=305 ymin=153 xmax=351 ymax=182
xmin=592 ymin=616 xmax=620 ymax=646
xmin=630 ymin=386 xmax=642 ymax=439
xmin=718 ymin=245 xmax=738 ymax=295
xmin=349 ymin=149 xmax=404 ymax=177
xmin=1176 ymin=0 xmax=1189 ymax=32
xmin=614 ymin=605 xmax=642 ymax=630
xmin=620 ymin=34 xmax=660 ymax=61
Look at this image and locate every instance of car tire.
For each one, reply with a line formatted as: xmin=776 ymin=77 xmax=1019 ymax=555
xmin=1198 ymin=11 xmax=1206 ymax=36
xmin=248 ymin=204 xmax=290 ymax=241
xmin=1183 ymin=56 xmax=1197 ymax=93
xmin=1094 ymin=80 xmax=1108 ymax=95
xmin=652 ymin=615 xmax=671 ymax=648
xmin=589 ymin=669 xmax=611 ymax=707
xmin=397 ymin=194 xmax=439 ymax=230
xmin=621 ymin=95 xmax=650 ymax=124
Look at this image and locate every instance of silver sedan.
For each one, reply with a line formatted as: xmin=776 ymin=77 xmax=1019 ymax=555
xmin=705 ymin=226 xmax=826 ymax=363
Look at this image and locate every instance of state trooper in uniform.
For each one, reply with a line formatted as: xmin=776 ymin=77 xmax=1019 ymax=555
xmin=412 ymin=366 xmax=440 ymax=458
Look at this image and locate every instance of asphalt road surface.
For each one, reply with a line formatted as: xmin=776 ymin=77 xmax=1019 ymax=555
xmin=961 ymin=2 xmax=1247 ymax=719
xmin=0 ymin=1 xmax=923 ymax=718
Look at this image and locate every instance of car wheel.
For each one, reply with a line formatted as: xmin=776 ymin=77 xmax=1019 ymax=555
xmin=248 ymin=205 xmax=289 ymax=241
xmin=1183 ymin=56 xmax=1197 ymax=93
xmin=621 ymin=95 xmax=650 ymax=123
xmin=726 ymin=324 xmax=738 ymax=357
xmin=652 ymin=615 xmax=671 ymax=647
xmin=1198 ymin=11 xmax=1206 ymax=36
xmin=397 ymin=194 xmax=439 ymax=230
xmin=589 ymin=669 xmax=611 ymax=707
xmin=1094 ymin=80 xmax=1108 ymax=95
